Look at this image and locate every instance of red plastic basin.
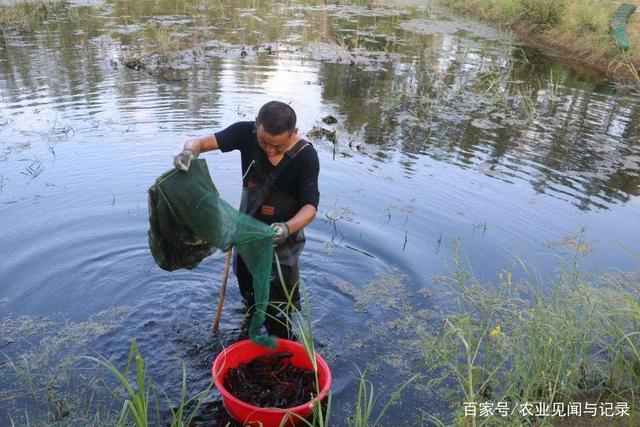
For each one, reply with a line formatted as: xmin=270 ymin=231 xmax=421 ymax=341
xmin=212 ymin=339 xmax=332 ymax=427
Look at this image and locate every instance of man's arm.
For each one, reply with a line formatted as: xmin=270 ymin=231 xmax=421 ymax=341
xmin=285 ymin=204 xmax=317 ymax=234
xmin=174 ymin=134 xmax=220 ymax=171
xmin=184 ymin=133 xmax=219 ymax=155
xmin=272 ymin=204 xmax=316 ymax=245
xmin=284 ymin=147 xmax=319 ymax=235
xmin=184 ymin=122 xmax=253 ymax=155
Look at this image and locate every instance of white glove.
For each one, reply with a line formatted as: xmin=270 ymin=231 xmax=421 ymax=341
xmin=173 ymin=149 xmax=196 ymax=171
xmin=271 ymin=222 xmax=290 ymax=246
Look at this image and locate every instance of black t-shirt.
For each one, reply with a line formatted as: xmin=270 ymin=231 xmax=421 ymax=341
xmin=215 ymin=121 xmax=320 ymax=209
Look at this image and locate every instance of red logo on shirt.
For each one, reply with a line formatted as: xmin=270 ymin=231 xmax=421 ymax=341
xmin=261 ymin=205 xmax=275 ymax=216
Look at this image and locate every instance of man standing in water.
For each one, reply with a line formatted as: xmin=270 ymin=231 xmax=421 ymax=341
xmin=173 ymin=101 xmax=320 ymax=338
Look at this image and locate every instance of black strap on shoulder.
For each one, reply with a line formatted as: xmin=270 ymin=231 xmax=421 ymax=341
xmin=261 ymin=139 xmax=309 ymax=187
xmin=285 ymin=139 xmax=311 ymax=159
xmin=249 ymin=139 xmax=310 ymax=214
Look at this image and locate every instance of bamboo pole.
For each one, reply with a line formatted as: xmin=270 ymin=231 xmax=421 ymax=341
xmin=213 ymin=249 xmax=233 ymax=333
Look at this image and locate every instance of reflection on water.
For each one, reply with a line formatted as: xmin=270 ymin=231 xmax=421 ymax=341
xmin=1 ymin=0 xmax=639 ymax=425
xmin=2 ymin=1 xmax=638 ymax=210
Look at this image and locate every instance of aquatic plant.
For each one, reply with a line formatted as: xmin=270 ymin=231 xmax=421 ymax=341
xmin=420 ymin=242 xmax=640 ymax=425
xmin=82 ymin=340 xmax=212 ymax=427
xmin=19 ymin=158 xmax=44 ymax=179
xmin=83 ymin=341 xmax=152 ymax=427
xmin=0 ymin=0 xmax=68 ymax=32
xmin=0 ymin=308 xmax=135 ymax=425
xmin=350 ymin=365 xmax=418 ymax=427
xmin=144 ymin=23 xmax=182 ymax=59
xmin=546 ymin=68 xmax=560 ymax=103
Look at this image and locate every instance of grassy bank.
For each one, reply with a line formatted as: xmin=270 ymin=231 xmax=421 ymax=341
xmin=440 ymin=0 xmax=640 ymax=84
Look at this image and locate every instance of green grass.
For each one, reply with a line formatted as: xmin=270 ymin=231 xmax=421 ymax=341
xmin=350 ymin=365 xmax=418 ymax=427
xmin=420 ymin=243 xmax=640 ymax=425
xmin=494 ymin=0 xmax=519 ymax=24
xmin=144 ymin=23 xmax=183 ymax=59
xmin=567 ymin=1 xmax=608 ymax=34
xmin=622 ymin=53 xmax=640 ymax=84
xmin=439 ymin=0 xmax=640 ymax=82
xmin=82 ymin=340 xmax=212 ymax=427
xmin=519 ymin=0 xmax=566 ymax=28
xmin=0 ymin=0 xmax=69 ymax=32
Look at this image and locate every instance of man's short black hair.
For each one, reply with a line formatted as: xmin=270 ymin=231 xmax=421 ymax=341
xmin=256 ymin=101 xmax=297 ymax=135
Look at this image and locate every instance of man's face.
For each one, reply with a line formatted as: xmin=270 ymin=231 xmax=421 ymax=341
xmin=256 ymin=123 xmax=297 ymax=157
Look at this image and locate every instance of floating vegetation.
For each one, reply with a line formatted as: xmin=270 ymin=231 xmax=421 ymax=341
xmin=544 ymin=231 xmax=593 ymax=254
xmin=0 ymin=0 xmax=69 ymax=32
xmin=49 ymin=122 xmax=75 ymax=141
xmin=0 ymin=315 xmax=55 ymax=344
xmin=357 ymin=269 xmax=410 ymax=311
xmin=307 ymin=123 xmax=338 ymax=144
xmin=0 ymin=306 xmax=137 ymax=425
xmin=325 ymin=205 xmax=355 ymax=223
xmin=144 ymin=22 xmax=183 ymax=59
xmin=19 ymin=158 xmax=44 ymax=179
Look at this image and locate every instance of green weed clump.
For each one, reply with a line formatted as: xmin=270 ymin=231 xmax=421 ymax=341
xmin=144 ymin=23 xmax=182 ymax=59
xmin=519 ymin=0 xmax=566 ymax=28
xmin=494 ymin=0 xmax=519 ymax=23
xmin=83 ymin=340 xmax=212 ymax=427
xmin=442 ymin=0 xmax=567 ymax=28
xmin=420 ymin=246 xmax=640 ymax=425
xmin=419 ymin=241 xmax=640 ymax=425
xmin=0 ymin=0 xmax=67 ymax=32
xmin=567 ymin=1 xmax=608 ymax=34
xmin=439 ymin=0 xmax=640 ymax=82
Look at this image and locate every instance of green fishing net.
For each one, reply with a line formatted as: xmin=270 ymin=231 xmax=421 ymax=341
xmin=148 ymin=159 xmax=276 ymax=348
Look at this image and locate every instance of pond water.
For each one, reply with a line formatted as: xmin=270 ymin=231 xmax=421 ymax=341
xmin=1 ymin=0 xmax=639 ymax=425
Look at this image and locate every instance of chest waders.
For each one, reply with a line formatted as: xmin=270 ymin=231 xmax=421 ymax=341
xmin=234 ymin=140 xmax=310 ymax=337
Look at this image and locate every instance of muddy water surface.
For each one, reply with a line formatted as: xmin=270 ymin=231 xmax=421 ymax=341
xmin=1 ymin=0 xmax=639 ymax=425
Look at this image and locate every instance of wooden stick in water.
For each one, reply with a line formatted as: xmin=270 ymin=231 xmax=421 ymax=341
xmin=213 ymin=249 xmax=233 ymax=333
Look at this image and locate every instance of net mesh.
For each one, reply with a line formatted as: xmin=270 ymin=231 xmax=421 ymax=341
xmin=149 ymin=159 xmax=276 ymax=347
